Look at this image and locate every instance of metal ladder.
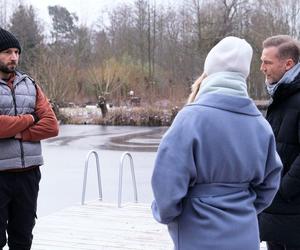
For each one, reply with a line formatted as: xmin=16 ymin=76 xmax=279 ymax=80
xmin=81 ymin=150 xmax=102 ymax=205
xmin=81 ymin=150 xmax=138 ymax=207
xmin=118 ymin=152 xmax=138 ymax=208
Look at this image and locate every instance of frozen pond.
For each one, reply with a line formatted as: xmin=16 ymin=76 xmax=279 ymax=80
xmin=38 ymin=125 xmax=167 ymax=217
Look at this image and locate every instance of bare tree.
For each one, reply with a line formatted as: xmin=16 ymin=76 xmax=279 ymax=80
xmin=105 ymin=3 xmax=134 ymax=59
xmin=85 ymin=55 xmax=144 ymax=104
xmin=0 ymin=0 xmax=8 ymax=28
xmin=133 ymin=0 xmax=148 ymax=70
xmin=30 ymin=50 xmax=77 ymax=104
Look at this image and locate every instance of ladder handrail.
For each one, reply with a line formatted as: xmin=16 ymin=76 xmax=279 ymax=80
xmin=81 ymin=150 xmax=102 ymax=205
xmin=118 ymin=152 xmax=138 ymax=208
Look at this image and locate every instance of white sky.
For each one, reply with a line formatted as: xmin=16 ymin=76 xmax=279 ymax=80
xmin=26 ymin=0 xmax=133 ymax=26
xmin=24 ymin=0 xmax=169 ymax=27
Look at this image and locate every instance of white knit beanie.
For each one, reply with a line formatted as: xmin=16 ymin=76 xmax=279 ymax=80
xmin=204 ymin=36 xmax=253 ymax=78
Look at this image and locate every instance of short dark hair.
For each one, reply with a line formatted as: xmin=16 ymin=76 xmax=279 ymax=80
xmin=263 ymin=35 xmax=300 ymax=63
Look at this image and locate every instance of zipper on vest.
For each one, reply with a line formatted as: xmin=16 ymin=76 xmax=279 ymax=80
xmin=11 ymin=87 xmax=26 ymax=168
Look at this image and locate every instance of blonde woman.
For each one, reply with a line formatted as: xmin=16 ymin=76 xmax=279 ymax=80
xmin=187 ymin=72 xmax=207 ymax=104
xmin=151 ymin=36 xmax=282 ymax=250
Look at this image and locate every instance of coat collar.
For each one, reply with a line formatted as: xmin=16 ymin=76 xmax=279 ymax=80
xmin=188 ymin=93 xmax=261 ymax=116
xmin=271 ymin=75 xmax=300 ymax=104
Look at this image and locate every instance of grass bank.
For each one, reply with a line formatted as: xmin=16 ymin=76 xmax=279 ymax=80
xmin=58 ymin=106 xmax=180 ymax=126
xmin=56 ymin=100 xmax=268 ymax=126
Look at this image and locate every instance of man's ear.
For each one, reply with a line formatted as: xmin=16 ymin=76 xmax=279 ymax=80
xmin=285 ymin=58 xmax=295 ymax=71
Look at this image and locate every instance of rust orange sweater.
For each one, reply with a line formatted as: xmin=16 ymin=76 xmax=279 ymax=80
xmin=0 ymin=74 xmax=59 ymax=141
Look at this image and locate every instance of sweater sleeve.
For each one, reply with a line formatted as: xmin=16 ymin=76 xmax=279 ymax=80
xmin=0 ymin=114 xmax=34 ymax=138
xmin=21 ymin=84 xmax=59 ymax=141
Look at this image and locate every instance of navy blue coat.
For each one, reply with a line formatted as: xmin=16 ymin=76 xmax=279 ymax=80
xmin=151 ymin=93 xmax=282 ymax=250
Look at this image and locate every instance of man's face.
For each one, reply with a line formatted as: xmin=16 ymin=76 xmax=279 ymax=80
xmin=260 ymin=46 xmax=291 ymax=84
xmin=0 ymin=48 xmax=19 ymax=74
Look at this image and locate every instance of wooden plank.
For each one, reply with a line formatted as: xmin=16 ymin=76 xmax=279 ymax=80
xmin=31 ymin=202 xmax=172 ymax=250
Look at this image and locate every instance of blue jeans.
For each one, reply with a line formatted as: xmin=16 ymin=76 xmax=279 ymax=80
xmin=0 ymin=167 xmax=41 ymax=250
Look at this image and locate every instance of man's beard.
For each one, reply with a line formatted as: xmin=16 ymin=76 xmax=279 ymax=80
xmin=0 ymin=61 xmax=16 ymax=73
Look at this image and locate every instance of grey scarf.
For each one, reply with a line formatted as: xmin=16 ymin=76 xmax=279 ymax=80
xmin=266 ymin=62 xmax=300 ymax=96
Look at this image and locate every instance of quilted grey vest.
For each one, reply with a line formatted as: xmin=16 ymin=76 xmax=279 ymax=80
xmin=0 ymin=71 xmax=43 ymax=170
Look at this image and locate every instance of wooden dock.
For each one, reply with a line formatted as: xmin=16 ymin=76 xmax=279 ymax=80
xmin=4 ymin=201 xmax=267 ymax=249
xmin=31 ymin=202 xmax=172 ymax=250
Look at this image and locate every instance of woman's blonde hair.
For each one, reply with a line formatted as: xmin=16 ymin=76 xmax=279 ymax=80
xmin=187 ymin=73 xmax=207 ymax=104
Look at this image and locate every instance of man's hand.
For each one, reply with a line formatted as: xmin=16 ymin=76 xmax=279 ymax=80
xmin=20 ymin=84 xmax=59 ymax=141
xmin=14 ymin=113 xmax=39 ymax=140
xmin=30 ymin=112 xmax=39 ymax=123
xmin=15 ymin=132 xmax=22 ymax=139
xmin=0 ymin=114 xmax=35 ymax=139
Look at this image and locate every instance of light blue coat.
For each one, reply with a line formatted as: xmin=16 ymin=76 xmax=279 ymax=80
xmin=151 ymin=93 xmax=282 ymax=250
